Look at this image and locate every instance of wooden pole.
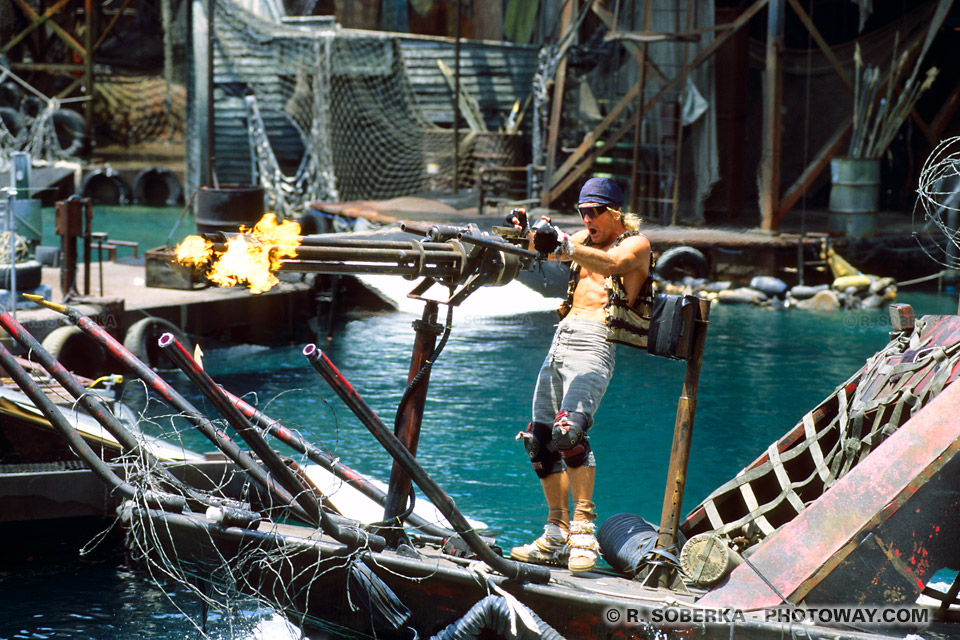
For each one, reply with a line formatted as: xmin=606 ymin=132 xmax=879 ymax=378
xmin=544 ymin=0 xmax=768 ymax=206
xmin=453 ymin=0 xmax=461 ymax=192
xmin=759 ymin=0 xmax=784 ymax=231
xmin=656 ymin=297 xmax=710 ymax=588
xmin=627 ymin=0 xmax=652 ymax=217
xmin=84 ymin=0 xmax=94 ymax=150
xmin=774 ymin=118 xmax=852 ymax=226
xmin=0 ymin=0 xmax=72 ymax=56
xmin=383 ymin=302 xmax=441 ymax=538
xmin=541 ymin=0 xmax=575 ymax=204
xmin=189 ymin=0 xmax=213 ymax=192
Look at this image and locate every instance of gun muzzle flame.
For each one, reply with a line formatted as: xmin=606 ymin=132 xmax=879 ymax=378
xmin=175 ymin=213 xmax=302 ymax=294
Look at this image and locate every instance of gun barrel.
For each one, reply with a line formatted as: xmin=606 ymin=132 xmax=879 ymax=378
xmin=199 ymin=228 xmax=531 ymax=286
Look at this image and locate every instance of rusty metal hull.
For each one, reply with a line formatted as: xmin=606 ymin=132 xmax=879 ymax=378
xmin=700 ymin=368 xmax=960 ymax=611
xmin=126 ymin=505 xmax=909 ymax=640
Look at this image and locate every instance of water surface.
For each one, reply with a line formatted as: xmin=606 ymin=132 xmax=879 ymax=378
xmin=4 ymin=205 xmax=958 ymax=637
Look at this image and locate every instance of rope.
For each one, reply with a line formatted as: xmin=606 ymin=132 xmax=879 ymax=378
xmin=687 ymin=319 xmax=960 ymax=548
xmin=897 ymin=270 xmax=945 ymax=287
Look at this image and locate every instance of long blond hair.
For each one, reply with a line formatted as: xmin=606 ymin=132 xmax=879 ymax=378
xmin=608 ymin=208 xmax=641 ymax=232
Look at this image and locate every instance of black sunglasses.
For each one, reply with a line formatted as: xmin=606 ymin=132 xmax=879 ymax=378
xmin=578 ymin=205 xmax=607 ymax=220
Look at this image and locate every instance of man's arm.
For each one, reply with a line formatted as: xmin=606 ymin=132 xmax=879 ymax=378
xmin=567 ymin=234 xmax=650 ymax=277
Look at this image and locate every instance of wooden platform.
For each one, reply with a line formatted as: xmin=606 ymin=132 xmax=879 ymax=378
xmin=10 ymin=261 xmax=316 ymax=348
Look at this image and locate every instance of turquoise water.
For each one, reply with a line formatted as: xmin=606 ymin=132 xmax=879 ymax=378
xmin=3 ymin=205 xmax=959 ymax=638
xmin=38 ymin=205 xmax=195 ymax=255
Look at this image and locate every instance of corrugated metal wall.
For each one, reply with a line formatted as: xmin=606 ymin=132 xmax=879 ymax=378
xmin=208 ymin=22 xmax=540 ymax=191
xmin=398 ymin=35 xmax=540 ymax=129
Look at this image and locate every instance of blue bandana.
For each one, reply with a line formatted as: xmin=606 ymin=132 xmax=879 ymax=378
xmin=578 ymin=177 xmax=624 ymax=208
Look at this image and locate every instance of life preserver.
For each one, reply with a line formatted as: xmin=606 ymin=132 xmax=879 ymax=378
xmin=133 ymin=167 xmax=183 ymax=206
xmin=123 ymin=317 xmax=191 ymax=371
xmin=653 ymin=246 xmax=709 ymax=282
xmin=51 ymin=108 xmax=87 ymax=158
xmin=81 ymin=168 xmax=132 ymax=205
xmin=41 ymin=325 xmax=113 ymax=379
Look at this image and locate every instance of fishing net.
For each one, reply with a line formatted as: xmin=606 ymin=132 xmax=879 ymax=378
xmin=213 ymin=3 xmax=520 ymax=218
xmin=92 ymin=75 xmax=186 ymax=146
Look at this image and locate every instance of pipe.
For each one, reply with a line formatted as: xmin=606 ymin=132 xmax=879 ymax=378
xmin=384 ymin=301 xmax=444 ymax=530
xmin=278 ymin=262 xmax=462 ymax=278
xmin=223 ymin=388 xmax=456 ymax=538
xmin=159 ymin=333 xmax=382 ymax=551
xmin=304 ymin=344 xmax=551 ymax=584
xmin=0 ymin=309 xmax=214 ymax=509
xmin=299 ymin=237 xmax=423 ymax=249
xmin=0 ymin=339 xmax=185 ymax=513
xmin=22 ymin=294 xmax=316 ymax=523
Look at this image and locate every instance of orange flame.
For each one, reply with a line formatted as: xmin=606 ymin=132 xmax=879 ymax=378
xmin=175 ymin=213 xmax=301 ymax=294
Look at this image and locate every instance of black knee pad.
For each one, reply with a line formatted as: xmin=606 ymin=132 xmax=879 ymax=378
xmin=552 ymin=410 xmax=592 ymax=468
xmin=519 ymin=421 xmax=561 ymax=479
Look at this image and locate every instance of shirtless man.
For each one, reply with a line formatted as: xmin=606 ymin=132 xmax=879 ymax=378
xmin=509 ymin=177 xmax=651 ymax=573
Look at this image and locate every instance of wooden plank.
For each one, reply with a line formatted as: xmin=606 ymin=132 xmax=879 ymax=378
xmin=10 ymin=0 xmax=85 ymax=57
xmin=786 ymin=0 xmax=851 ymax=93
xmin=0 ymin=0 xmax=72 ymax=55
xmin=774 ymin=118 xmax=851 ymax=227
xmin=929 ymin=75 xmax=960 ymax=141
xmin=542 ymin=0 xmax=575 ymax=204
xmin=93 ymin=0 xmax=135 ymax=53
xmin=627 ymin=0 xmax=652 ymax=214
xmin=759 ymin=0 xmax=784 ymax=231
xmin=436 ymin=59 xmax=487 ymax=132
xmin=544 ymin=0 xmax=768 ymax=205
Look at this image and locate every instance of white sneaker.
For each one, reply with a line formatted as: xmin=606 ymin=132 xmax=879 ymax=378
xmin=567 ymin=520 xmax=599 ymax=573
xmin=510 ymin=524 xmax=569 ymax=567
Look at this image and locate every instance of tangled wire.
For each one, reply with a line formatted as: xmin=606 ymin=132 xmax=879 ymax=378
xmin=914 ymin=136 xmax=960 ymax=269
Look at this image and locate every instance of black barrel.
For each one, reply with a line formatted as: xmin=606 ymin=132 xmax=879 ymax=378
xmin=597 ymin=512 xmax=660 ymax=577
xmin=195 ymin=185 xmax=265 ymax=234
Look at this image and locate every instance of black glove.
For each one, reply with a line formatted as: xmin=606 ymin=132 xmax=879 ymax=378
xmin=505 ymin=207 xmax=528 ymax=232
xmin=531 ymin=217 xmax=560 ymax=255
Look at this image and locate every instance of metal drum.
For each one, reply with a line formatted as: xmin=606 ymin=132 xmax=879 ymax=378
xmin=195 ymin=185 xmax=265 ymax=234
xmin=828 ymin=157 xmax=880 ymax=238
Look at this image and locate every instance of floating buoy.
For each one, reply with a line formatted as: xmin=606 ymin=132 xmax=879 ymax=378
xmin=123 ymin=317 xmax=191 ymax=371
xmin=717 ymin=287 xmax=767 ymax=305
xmin=81 ymin=167 xmax=132 ymax=205
xmin=133 ymin=167 xmax=183 ymax=207
xmin=51 ymin=108 xmax=87 ymax=158
xmin=750 ymin=275 xmax=788 ymax=299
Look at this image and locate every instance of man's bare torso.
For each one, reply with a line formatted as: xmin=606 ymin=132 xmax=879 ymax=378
xmin=566 ymin=230 xmax=647 ymax=322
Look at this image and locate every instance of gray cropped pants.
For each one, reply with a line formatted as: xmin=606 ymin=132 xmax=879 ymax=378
xmin=532 ymin=317 xmax=615 ymax=471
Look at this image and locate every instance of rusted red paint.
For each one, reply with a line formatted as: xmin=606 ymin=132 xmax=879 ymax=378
xmin=698 ymin=378 xmax=960 ymax=609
